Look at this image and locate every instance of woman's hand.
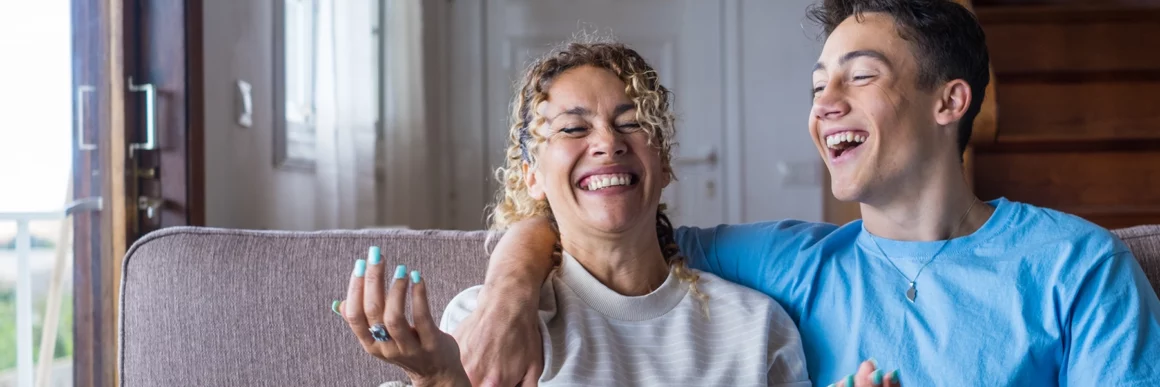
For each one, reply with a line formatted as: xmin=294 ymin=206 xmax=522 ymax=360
xmin=828 ymin=359 xmax=900 ymax=387
xmin=335 ymin=247 xmax=469 ymax=387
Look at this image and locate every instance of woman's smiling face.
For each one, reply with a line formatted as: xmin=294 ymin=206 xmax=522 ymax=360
xmin=523 ymin=65 xmax=669 ymax=236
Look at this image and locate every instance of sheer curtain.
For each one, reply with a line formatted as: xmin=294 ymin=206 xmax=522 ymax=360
xmin=377 ymin=0 xmax=434 ymax=229
xmin=311 ymin=0 xmax=378 ymax=229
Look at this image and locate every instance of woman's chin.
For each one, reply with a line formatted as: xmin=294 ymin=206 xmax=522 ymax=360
xmin=582 ymin=214 xmax=649 ymax=235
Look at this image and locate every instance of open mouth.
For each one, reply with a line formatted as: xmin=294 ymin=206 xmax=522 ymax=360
xmin=577 ymin=173 xmax=640 ymax=191
xmin=824 ymin=131 xmax=868 ymax=159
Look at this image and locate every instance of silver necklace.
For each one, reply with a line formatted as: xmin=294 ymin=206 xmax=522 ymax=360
xmin=868 ymin=199 xmax=978 ymax=303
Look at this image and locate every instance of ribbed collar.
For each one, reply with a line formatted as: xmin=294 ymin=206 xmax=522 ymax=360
xmin=557 ymin=252 xmax=688 ymax=321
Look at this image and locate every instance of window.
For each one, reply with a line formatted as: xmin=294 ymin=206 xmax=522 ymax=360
xmin=274 ymin=0 xmax=319 ymax=170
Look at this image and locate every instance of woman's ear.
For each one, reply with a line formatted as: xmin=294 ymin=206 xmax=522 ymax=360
xmin=934 ymin=79 xmax=971 ymax=127
xmin=523 ymin=161 xmax=547 ymax=200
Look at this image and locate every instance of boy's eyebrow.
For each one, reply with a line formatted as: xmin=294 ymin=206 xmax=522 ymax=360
xmin=813 ymin=49 xmax=893 ymax=72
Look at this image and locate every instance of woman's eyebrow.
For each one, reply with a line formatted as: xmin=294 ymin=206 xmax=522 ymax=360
xmin=550 ymin=106 xmax=590 ymax=122
xmin=613 ymin=103 xmax=635 ymax=117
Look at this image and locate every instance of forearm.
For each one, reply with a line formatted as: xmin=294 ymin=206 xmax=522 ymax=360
xmin=478 ymin=216 xmax=558 ymax=306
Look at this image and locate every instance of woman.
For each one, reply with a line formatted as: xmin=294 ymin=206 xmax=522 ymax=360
xmin=335 ymin=39 xmax=811 ymax=386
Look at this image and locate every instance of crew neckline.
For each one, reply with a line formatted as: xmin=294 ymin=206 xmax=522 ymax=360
xmin=556 ymin=252 xmax=688 ymax=321
xmin=855 ymin=197 xmax=1017 ymax=260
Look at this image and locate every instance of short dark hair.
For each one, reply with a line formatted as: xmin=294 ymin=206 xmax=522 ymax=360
xmin=808 ymin=0 xmax=990 ymax=156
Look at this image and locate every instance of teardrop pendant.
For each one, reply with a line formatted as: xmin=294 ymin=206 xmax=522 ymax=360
xmin=906 ymin=282 xmax=917 ymax=302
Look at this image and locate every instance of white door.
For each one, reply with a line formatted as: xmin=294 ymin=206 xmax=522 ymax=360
xmin=483 ymin=0 xmax=727 ymax=227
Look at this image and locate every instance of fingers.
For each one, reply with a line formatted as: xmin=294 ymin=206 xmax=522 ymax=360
xmin=385 ymin=264 xmax=421 ymax=352
xmin=882 ymin=369 xmax=900 ymax=387
xmin=854 ymin=359 xmax=877 ymax=387
xmin=831 ymin=359 xmax=895 ymax=387
xmin=363 ymin=246 xmax=387 ymax=330
xmin=343 ymin=259 xmax=376 ymax=352
xmin=521 ymin=360 xmax=542 ymax=387
xmin=410 ymin=270 xmax=441 ymax=345
xmin=835 ymin=373 xmax=855 ymax=387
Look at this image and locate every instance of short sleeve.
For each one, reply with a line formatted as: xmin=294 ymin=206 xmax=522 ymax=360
xmin=674 ymin=220 xmax=838 ymax=301
xmin=439 ymin=285 xmax=484 ymax=334
xmin=765 ymin=300 xmax=812 ymax=387
xmin=1064 ymin=250 xmax=1160 ymax=385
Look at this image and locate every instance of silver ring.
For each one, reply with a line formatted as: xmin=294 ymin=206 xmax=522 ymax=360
xmin=369 ymin=323 xmax=390 ymax=342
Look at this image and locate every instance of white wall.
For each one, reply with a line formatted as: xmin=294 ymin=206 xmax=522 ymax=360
xmin=737 ymin=0 xmax=824 ymax=223
xmin=199 ymin=0 xmax=826 ymax=231
xmin=202 ymin=1 xmax=317 ymax=230
xmin=442 ymin=0 xmax=825 ymax=229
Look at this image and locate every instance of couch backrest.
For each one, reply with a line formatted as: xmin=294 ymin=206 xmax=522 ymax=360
xmin=119 ymin=227 xmax=491 ymax=386
xmin=119 ymin=225 xmax=1160 ymax=386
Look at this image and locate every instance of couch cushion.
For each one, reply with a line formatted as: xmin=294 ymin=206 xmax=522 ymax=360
xmin=119 ymin=227 xmax=491 ymax=386
xmin=1112 ymin=225 xmax=1160 ymax=295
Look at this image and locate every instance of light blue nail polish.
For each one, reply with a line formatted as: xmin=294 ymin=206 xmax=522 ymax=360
xmin=871 ymin=369 xmax=883 ymax=385
xmin=888 ymin=370 xmax=899 ymax=383
xmin=331 ymin=300 xmax=342 ymax=316
xmin=411 ymin=270 xmax=421 ymax=283
xmin=353 ymin=259 xmax=367 ymax=277
xmin=394 ymin=265 xmax=407 ymax=279
xmin=368 ymin=246 xmax=381 ymax=265
xmin=845 ymin=374 xmax=854 ymax=387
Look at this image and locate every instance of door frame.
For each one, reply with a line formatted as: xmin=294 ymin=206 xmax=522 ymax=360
xmin=71 ymin=0 xmax=204 ymax=384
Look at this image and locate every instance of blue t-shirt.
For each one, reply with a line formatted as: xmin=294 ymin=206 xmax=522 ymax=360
xmin=676 ymin=198 xmax=1160 ymax=386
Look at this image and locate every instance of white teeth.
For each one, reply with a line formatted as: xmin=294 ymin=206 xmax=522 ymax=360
xmin=583 ymin=173 xmax=633 ymax=191
xmin=824 ymin=133 xmax=868 ymax=149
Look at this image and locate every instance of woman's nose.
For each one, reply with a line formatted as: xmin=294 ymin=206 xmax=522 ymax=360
xmin=590 ymin=127 xmax=628 ymax=157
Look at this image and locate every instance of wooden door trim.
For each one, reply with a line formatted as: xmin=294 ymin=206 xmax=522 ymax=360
xmin=108 ymin=0 xmax=127 ymax=386
xmin=187 ymin=0 xmax=205 ymax=226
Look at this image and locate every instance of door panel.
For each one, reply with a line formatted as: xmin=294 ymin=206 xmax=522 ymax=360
xmin=71 ymin=0 xmax=116 ymax=385
xmin=484 ymin=0 xmax=726 ymax=227
xmin=125 ymin=0 xmax=200 ymax=236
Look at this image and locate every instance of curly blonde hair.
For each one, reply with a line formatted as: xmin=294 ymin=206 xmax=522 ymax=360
xmin=486 ymin=37 xmax=707 ymax=313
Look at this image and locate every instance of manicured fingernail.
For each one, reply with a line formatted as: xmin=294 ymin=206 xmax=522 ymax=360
xmin=368 ymin=246 xmax=381 ymax=265
xmin=411 ymin=270 xmax=421 ymax=283
xmin=353 ymin=259 xmax=366 ymax=277
xmin=871 ymin=369 xmax=883 ymax=385
xmin=888 ymin=370 xmax=899 ymax=383
xmin=846 ymin=374 xmax=855 ymax=387
xmin=394 ymin=264 xmax=407 ymax=279
xmin=867 ymin=358 xmax=878 ymax=368
xmin=331 ymin=300 xmax=341 ymax=316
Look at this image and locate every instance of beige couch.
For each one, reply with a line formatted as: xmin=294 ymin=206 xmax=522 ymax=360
xmin=118 ymin=225 xmax=1160 ymax=386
